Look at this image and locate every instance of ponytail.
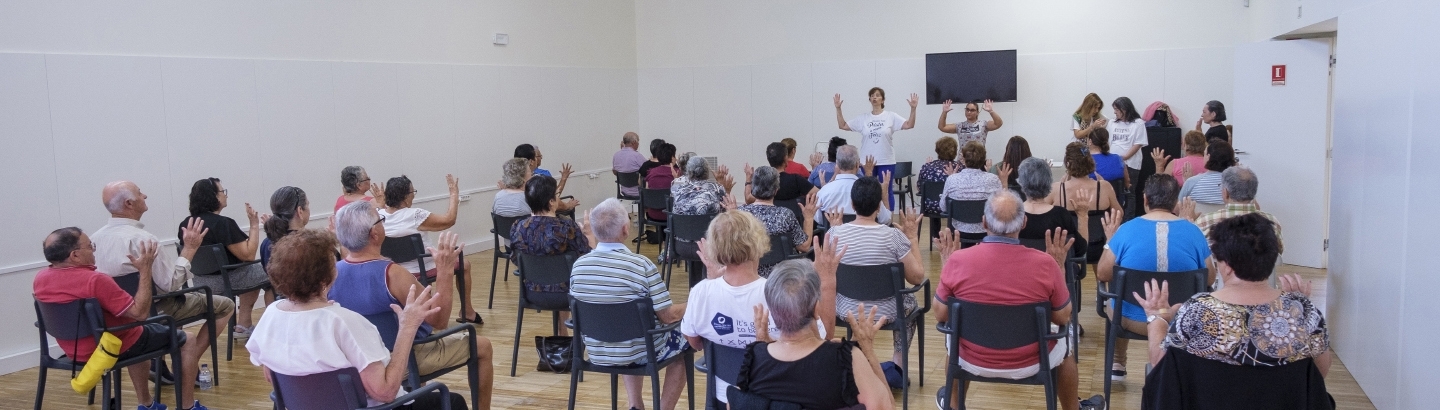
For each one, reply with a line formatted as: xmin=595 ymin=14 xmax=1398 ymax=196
xmin=266 ymin=186 xmax=308 ymax=241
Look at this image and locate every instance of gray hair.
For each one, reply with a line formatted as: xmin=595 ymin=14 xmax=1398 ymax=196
xmin=622 ymin=132 xmax=639 ymax=146
xmin=983 ymin=189 xmax=1026 ymax=235
xmin=764 ymin=260 xmax=820 ymax=334
xmin=590 ymin=198 xmax=630 ymax=242
xmin=501 ymin=158 xmax=530 ymax=189
xmin=1017 ymin=157 xmax=1052 ymax=199
xmin=341 ymin=166 xmax=367 ymax=194
xmin=751 ymin=166 xmax=781 ymax=200
xmin=1222 ymin=166 xmax=1258 ymax=202
xmin=684 ymin=155 xmax=711 ymax=181
xmin=105 ymin=185 xmax=136 ymax=214
xmin=835 ymin=145 xmax=859 ymax=172
xmin=335 ymin=200 xmax=379 ymax=251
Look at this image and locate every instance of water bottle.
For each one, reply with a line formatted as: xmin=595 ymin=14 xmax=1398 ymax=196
xmin=197 ymin=364 xmax=213 ymax=390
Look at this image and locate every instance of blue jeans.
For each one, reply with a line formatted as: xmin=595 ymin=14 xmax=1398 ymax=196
xmin=873 ymin=164 xmax=897 ymax=209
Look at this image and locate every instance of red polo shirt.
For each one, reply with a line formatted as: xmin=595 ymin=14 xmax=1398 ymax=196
xmin=936 ymin=241 xmax=1069 ymax=369
xmin=33 ymin=265 xmax=143 ymax=361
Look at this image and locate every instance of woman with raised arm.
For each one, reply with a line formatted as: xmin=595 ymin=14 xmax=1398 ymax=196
xmin=182 ymin=177 xmax=272 ymax=340
xmin=1195 ymin=100 xmax=1231 ymax=144
xmin=938 ymin=99 xmax=1003 ymax=146
xmin=378 ymin=174 xmax=480 ymax=324
xmin=1072 ymin=93 xmax=1109 ymax=140
xmin=835 ymin=87 xmax=917 ymax=207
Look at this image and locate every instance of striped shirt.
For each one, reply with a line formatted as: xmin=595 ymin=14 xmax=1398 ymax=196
xmin=492 ymin=190 xmax=531 ymax=217
xmin=1178 ymin=171 xmax=1225 ymax=205
xmin=828 ymin=223 xmax=917 ymax=330
xmin=568 ymin=242 xmax=673 ymax=365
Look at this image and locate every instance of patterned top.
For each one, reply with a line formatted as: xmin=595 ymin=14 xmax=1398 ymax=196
xmin=737 ymin=203 xmax=805 ymax=277
xmin=671 ymin=176 xmax=727 ymax=216
xmin=918 ymin=159 xmax=959 ymax=215
xmin=1194 ymin=203 xmax=1285 ymax=253
xmin=1164 ymin=292 xmax=1329 ymax=367
xmin=511 ymin=215 xmax=592 ymax=293
xmin=942 ymin=169 xmax=1002 ymax=233
xmin=568 ymin=243 xmax=673 ymax=365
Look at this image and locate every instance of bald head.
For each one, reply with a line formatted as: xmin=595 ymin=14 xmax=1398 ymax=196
xmin=982 ymin=190 xmax=1025 ymax=237
xmin=622 ymin=132 xmax=640 ymax=148
xmin=102 ymin=181 xmax=147 ymax=218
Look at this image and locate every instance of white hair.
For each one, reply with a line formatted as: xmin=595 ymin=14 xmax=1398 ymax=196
xmin=590 ymin=198 xmax=630 ymax=242
xmin=836 ymin=145 xmax=859 ymax=172
xmin=335 ymin=200 xmax=379 ymax=251
xmin=105 ymin=186 xmax=136 ymax=214
xmin=983 ymin=190 xmax=1026 ymax=235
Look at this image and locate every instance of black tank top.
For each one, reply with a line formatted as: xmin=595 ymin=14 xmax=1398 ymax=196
xmin=736 ymin=340 xmax=861 ymax=410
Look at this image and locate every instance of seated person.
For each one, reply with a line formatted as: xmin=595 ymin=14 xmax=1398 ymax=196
xmin=638 ymin=138 xmax=668 ymax=177
xmin=1096 ymin=174 xmax=1212 ymax=382
xmin=1135 ymin=214 xmax=1329 ymax=374
xmin=36 ymin=227 xmax=217 ymax=410
xmin=943 ymin=142 xmax=1007 ymax=244
xmin=248 ymin=229 xmax=470 ymax=410
xmin=825 ymin=176 xmax=925 ymax=388
xmin=992 ymin=136 xmax=1031 ymax=190
xmin=569 ymin=198 xmax=689 ymax=410
xmin=1088 ymin=129 xmax=1128 ymax=185
xmin=933 ymin=190 xmax=1105 ymax=410
xmin=337 ymin=165 xmax=377 ymax=211
xmin=1053 ymin=142 xmax=1121 ymax=262
xmin=733 ymin=261 xmax=893 ymax=410
xmin=509 ymin=175 xmax=598 ymax=336
xmin=260 ymin=186 xmax=310 ymax=268
xmin=515 ymin=144 xmax=578 ymax=214
xmin=779 ymin=138 xmax=811 ymax=175
xmin=181 ymin=177 xmax=272 ymax=339
xmin=1150 ymin=130 xmax=1207 ymax=186
xmin=809 ymin=136 xmax=866 ymax=188
xmin=642 ymin=143 xmax=679 ymax=223
xmin=671 ymin=155 xmax=735 ymax=216
xmin=378 ymin=175 xmax=480 ymax=324
xmin=613 ymin=132 xmax=647 ymax=197
xmin=1015 ymin=158 xmax=1087 ymax=255
xmin=1177 ymin=140 xmax=1237 ymax=207
xmin=736 ymin=166 xmax=816 ymax=277
xmin=1192 ymin=166 xmax=1284 ymax=253
xmin=813 ymin=145 xmax=889 ymax=225
xmin=744 ymin=142 xmax=816 ymax=203
xmin=493 ymin=158 xmax=534 ymax=218
xmin=920 ymin=137 xmax=961 ymax=216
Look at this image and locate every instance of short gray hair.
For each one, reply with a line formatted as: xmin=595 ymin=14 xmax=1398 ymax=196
xmin=835 ymin=145 xmax=859 ymax=171
xmin=590 ymin=198 xmax=630 ymax=242
xmin=105 ymin=184 xmax=136 ymax=214
xmin=1017 ymin=157 xmax=1052 ymax=199
xmin=983 ymin=189 xmax=1025 ymax=235
xmin=684 ymin=155 xmax=711 ymax=181
xmin=341 ymin=166 xmax=367 ymax=194
xmin=765 ymin=260 xmax=820 ymax=334
xmin=1222 ymin=166 xmax=1258 ymax=202
xmin=501 ymin=158 xmax=530 ymax=189
xmin=335 ymin=200 xmax=379 ymax=251
xmin=622 ymin=132 xmax=639 ymax=146
xmin=751 ymin=166 xmax=781 ymax=200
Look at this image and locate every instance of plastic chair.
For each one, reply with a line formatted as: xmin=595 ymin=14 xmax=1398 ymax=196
xmin=663 ymin=198 xmax=717 ymax=287
xmin=616 ymin=171 xmax=642 ymax=201
xmin=510 ymin=252 xmax=580 ymax=377
xmin=270 ymin=367 xmax=453 ymax=410
xmin=635 ymin=188 xmax=672 ymax=253
xmin=695 ymin=340 xmax=747 ymax=410
xmin=936 ymin=299 xmax=1064 ymax=410
xmin=189 ymin=243 xmax=268 ymax=361
xmin=1141 ymin=347 xmax=1334 ymax=410
xmin=112 ymin=268 xmax=220 ymax=386
xmin=1097 ymin=266 xmax=1208 ymax=406
xmin=363 ymin=312 xmax=482 ymax=407
xmin=918 ymin=180 xmax=948 ymax=250
xmin=834 ymin=263 xmax=930 ymax=410
xmin=488 ymin=213 xmax=526 ymax=309
xmin=944 ymin=199 xmax=987 ymax=246
xmin=566 ymin=298 xmax=695 ymax=410
xmin=756 ymin=233 xmax=800 ymax=268
xmin=33 ymin=299 xmax=181 ymax=410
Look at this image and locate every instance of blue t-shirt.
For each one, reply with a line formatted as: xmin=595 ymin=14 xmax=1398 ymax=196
xmin=1092 ymin=153 xmax=1125 ymax=182
xmin=1107 ymin=217 xmax=1210 ymax=322
xmin=807 ymin=162 xmax=865 ymax=187
xmin=534 ymin=168 xmax=552 ymax=177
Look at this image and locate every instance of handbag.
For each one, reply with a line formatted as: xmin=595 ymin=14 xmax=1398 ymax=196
xmin=534 ymin=335 xmax=574 ymax=373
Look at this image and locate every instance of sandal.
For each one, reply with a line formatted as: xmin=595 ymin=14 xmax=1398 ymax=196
xmin=456 ymin=313 xmax=484 ymax=325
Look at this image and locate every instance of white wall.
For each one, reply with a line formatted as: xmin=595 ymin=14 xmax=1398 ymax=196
xmin=0 ymin=0 xmax=637 ymax=374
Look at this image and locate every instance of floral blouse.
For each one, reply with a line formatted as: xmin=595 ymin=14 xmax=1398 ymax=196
xmin=737 ymin=203 xmax=805 ymax=277
xmin=510 ymin=215 xmax=592 ymax=293
xmin=1163 ymin=292 xmax=1330 ymax=367
xmin=918 ymin=159 xmax=959 ymax=215
xmin=670 ymin=176 xmax=727 ymax=216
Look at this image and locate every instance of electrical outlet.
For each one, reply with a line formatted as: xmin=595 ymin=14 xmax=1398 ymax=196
xmin=493 ymin=33 xmax=509 ymax=45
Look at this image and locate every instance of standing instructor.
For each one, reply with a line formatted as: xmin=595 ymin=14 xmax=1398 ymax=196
xmin=835 ymin=87 xmax=917 ymax=208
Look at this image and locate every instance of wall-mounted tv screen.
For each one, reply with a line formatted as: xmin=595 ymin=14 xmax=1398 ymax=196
xmin=925 ymin=50 xmax=1018 ymax=104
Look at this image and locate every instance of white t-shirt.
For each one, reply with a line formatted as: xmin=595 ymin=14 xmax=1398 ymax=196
xmin=379 ymin=207 xmax=433 ymax=274
xmin=247 ymin=301 xmax=400 ymax=407
xmin=1107 ymin=119 xmax=1149 ymax=169
xmin=680 ymin=276 xmax=826 ymax=403
xmin=846 ymin=111 xmax=906 ymax=165
xmin=952 ymin=120 xmax=990 ymax=146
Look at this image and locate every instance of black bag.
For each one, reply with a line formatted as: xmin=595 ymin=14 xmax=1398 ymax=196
xmin=534 ymin=336 xmax=573 ymax=373
xmin=646 ymin=229 xmax=664 ymax=244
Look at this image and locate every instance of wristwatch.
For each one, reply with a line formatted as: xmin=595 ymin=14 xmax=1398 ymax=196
xmin=1147 ymin=308 xmax=1170 ymax=324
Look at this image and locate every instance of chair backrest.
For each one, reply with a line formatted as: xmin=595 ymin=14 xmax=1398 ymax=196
xmin=920 ymin=180 xmax=947 ymax=205
xmin=270 ymin=367 xmax=370 ymax=410
xmin=1112 ymin=266 xmax=1208 ymax=307
xmin=34 ymin=299 xmax=105 ymax=342
xmin=892 ymin=161 xmax=913 ymax=179
xmin=492 ymin=213 xmax=526 ymax=241
xmin=189 ymin=243 xmax=230 ymax=276
xmin=943 ymin=299 xmax=1051 ymax=351
xmin=834 ymin=263 xmax=905 ymax=301
xmin=616 ymin=171 xmax=641 ymax=189
xmin=772 ymin=199 xmax=804 ymax=229
xmin=1018 ymin=238 xmax=1045 ymax=252
xmin=379 ymin=233 xmax=427 ymax=265
xmin=706 ymin=341 xmax=747 ymax=385
xmin=571 ymin=298 xmax=655 ymax=344
xmin=947 ymin=199 xmax=987 ymax=225
xmin=112 ymin=272 xmax=142 ymax=296
xmin=1143 ymin=347 xmax=1332 ymax=410
xmin=640 ymin=188 xmax=671 ymax=213
xmin=365 ymin=312 xmax=401 ymax=351
xmin=517 ymin=252 xmax=580 ymax=296
xmin=668 ymin=212 xmax=715 ymax=243
xmin=757 ymin=234 xmax=795 ymax=267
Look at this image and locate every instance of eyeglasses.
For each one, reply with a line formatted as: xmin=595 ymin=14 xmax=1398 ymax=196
xmin=359 ymin=178 xmax=371 ymax=183
xmin=218 ymin=189 xmax=229 ymax=195
xmin=75 ymin=242 xmax=96 ymax=252
xmin=373 ymin=215 xmax=386 ymax=227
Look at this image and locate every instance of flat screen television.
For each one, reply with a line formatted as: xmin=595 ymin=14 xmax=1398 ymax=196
xmin=925 ymin=50 xmax=1018 ymax=104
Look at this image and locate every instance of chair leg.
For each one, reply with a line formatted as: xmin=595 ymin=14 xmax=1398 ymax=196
xmin=1102 ymin=314 xmax=1117 ymax=408
xmin=209 ymin=317 xmax=221 ymax=386
xmin=651 ymin=368 xmax=662 ymax=410
xmin=33 ymin=365 xmax=45 ymax=410
xmin=510 ymin=304 xmax=526 ymax=377
xmin=489 ymin=253 xmax=500 ymax=310
xmin=504 ymin=256 xmax=511 ymax=282
xmin=1044 ymin=369 xmax=1059 ymax=410
xmin=900 ymin=328 xmax=910 ymax=410
xmin=686 ymin=353 xmax=695 ymax=410
xmin=101 ymin=372 xmax=111 ymax=410
xmin=469 ymin=353 xmax=481 ymax=410
xmin=171 ymin=347 xmax=183 ymax=408
xmin=227 ymin=302 xmax=237 ymax=361
xmin=567 ymin=365 xmax=581 ymax=410
xmin=918 ymin=321 xmax=925 ymax=386
xmin=611 ymin=373 xmax=620 ymax=410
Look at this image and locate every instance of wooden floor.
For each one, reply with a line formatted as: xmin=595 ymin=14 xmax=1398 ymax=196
xmin=0 ymin=228 xmax=1377 ymax=410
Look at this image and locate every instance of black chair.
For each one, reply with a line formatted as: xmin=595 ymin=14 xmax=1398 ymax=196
xmin=511 ymin=252 xmax=580 ymax=377
xmin=636 ymin=188 xmax=672 ymax=253
xmin=756 ymin=233 xmax=800 ymax=268
xmin=936 ymin=299 xmax=1064 ymax=410
xmin=1097 ymin=266 xmax=1208 ymax=406
xmin=695 ymin=340 xmax=746 ymax=410
xmin=364 ymin=312 xmax=482 ymax=408
xmin=1012 ymin=239 xmax=1086 ymax=359
xmin=811 ymin=214 xmax=856 ymax=248
xmin=34 ymin=299 xmax=181 ymax=410
xmin=1141 ymin=347 xmax=1334 ymax=410
xmin=380 ymin=233 xmax=431 ymax=287
xmin=919 ymin=180 xmax=948 ymax=250
xmin=190 ymin=243 xmax=269 ymax=361
xmin=664 ymin=199 xmax=717 ymax=287
xmin=834 ymin=263 xmax=930 ymax=410
xmin=892 ymin=161 xmax=915 ymax=210
xmin=270 ymin=367 xmax=453 ymax=410
xmin=489 ymin=213 xmax=527 ymax=309
xmin=112 ymin=270 xmax=220 ymax=387
xmin=616 ymin=171 xmax=642 ymax=201
xmin=567 ymin=298 xmax=695 ymax=410
xmin=945 ymin=199 xmax=987 ymax=246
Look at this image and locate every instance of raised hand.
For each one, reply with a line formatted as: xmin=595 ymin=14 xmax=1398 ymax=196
xmin=846 ymin=303 xmax=888 ymax=348
xmin=863 ymin=156 xmax=877 ymax=177
xmin=1181 ymin=162 xmax=1196 ymax=181
xmin=1101 ymin=208 xmax=1124 ymax=240
xmin=180 ymin=217 xmax=209 ymax=251
xmin=579 ymin=210 xmax=596 ymax=241
xmin=813 ymin=232 xmax=845 ymax=281
xmin=896 ymin=207 xmax=921 ymax=241
xmin=800 ymin=191 xmax=820 ymax=221
xmin=245 ymin=203 xmax=260 ymax=227
xmin=1175 ymin=197 xmax=1198 ymax=221
xmin=983 ymin=99 xmax=995 ymax=113
xmin=1133 ymin=279 xmax=1178 ymax=322
xmin=720 ymin=194 xmax=737 ymax=211
xmin=370 ymin=181 xmax=387 ymax=207
xmin=907 ymin=93 xmax=919 ymax=108
xmin=392 ymin=284 xmax=442 ymax=330
xmin=985 ymin=159 xmax=993 ymax=171
xmin=128 ymin=239 xmax=159 ymax=274
xmin=997 ymin=162 xmax=1013 ymax=185
xmin=559 ymin=164 xmax=573 ymax=181
xmin=1069 ymin=188 xmax=1095 ymax=214
xmin=944 ymin=162 xmax=960 ymax=175
xmin=743 ymin=163 xmax=755 ymax=182
xmin=941 ymin=100 xmax=953 ymax=114
xmin=937 ymin=228 xmax=960 ymax=267
xmin=833 ymin=93 xmax=843 ymax=109
xmin=809 ymin=152 xmax=825 ymax=169
xmin=1093 ymin=117 xmax=1108 ymax=130
xmin=1045 ymin=228 xmax=1075 ymax=267
xmin=1279 ymin=274 xmax=1313 ymax=298
xmin=1151 ymin=147 xmax=1171 ymax=172
xmin=695 ymin=238 xmax=726 ymax=278
xmin=753 ymin=304 xmax=774 ymax=343
xmin=717 ymin=164 xmax=731 ymax=179
xmin=879 ymin=170 xmax=892 ymax=196
xmin=824 ymin=208 xmax=845 ymax=228
xmin=428 ymin=231 xmax=462 ymax=274
xmin=719 ymin=173 xmax=737 ymax=193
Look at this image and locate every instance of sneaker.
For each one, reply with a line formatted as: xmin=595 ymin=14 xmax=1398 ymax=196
xmin=1110 ymin=362 xmax=1127 ymax=381
xmin=183 ymin=401 xmax=208 ymax=410
xmin=1079 ymin=394 xmax=1106 ymax=410
xmin=934 ymin=385 xmax=949 ymax=410
xmin=881 ymin=361 xmax=910 ymax=389
xmin=137 ymin=401 xmax=167 ymax=410
xmin=232 ymin=325 xmax=253 ymax=340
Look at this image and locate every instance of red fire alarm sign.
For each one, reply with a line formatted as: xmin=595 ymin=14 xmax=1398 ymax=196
xmin=1272 ymin=65 xmax=1286 ymax=85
